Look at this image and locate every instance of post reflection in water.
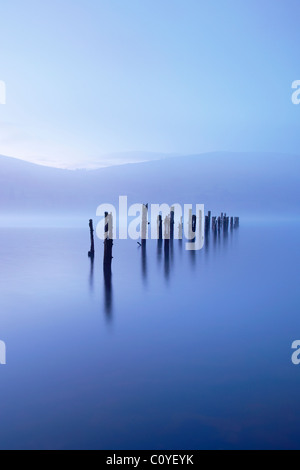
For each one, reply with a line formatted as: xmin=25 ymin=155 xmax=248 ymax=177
xmin=164 ymin=239 xmax=170 ymax=281
xmin=89 ymin=255 xmax=94 ymax=292
xmin=205 ymin=229 xmax=210 ymax=249
xmin=223 ymin=227 xmax=229 ymax=250
xmin=212 ymin=229 xmax=218 ymax=250
xmin=103 ymin=267 xmax=113 ymax=319
xmin=188 ymin=240 xmax=196 ymax=268
xmin=157 ymin=239 xmax=163 ymax=265
xmin=141 ymin=243 xmax=147 ymax=283
xmin=170 ymin=239 xmax=174 ymax=266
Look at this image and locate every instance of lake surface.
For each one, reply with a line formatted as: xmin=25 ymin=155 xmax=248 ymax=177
xmin=0 ymin=222 xmax=299 ymax=450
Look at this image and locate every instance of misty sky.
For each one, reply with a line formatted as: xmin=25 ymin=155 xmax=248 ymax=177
xmin=0 ymin=0 xmax=300 ymax=168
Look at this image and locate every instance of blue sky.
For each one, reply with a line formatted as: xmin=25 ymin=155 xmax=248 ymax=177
xmin=0 ymin=0 xmax=300 ymax=167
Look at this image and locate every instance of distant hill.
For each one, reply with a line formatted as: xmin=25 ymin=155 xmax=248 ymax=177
xmin=0 ymin=152 xmax=299 ymax=219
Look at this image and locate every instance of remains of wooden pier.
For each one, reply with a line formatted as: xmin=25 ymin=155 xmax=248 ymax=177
xmin=87 ymin=209 xmax=239 ymax=277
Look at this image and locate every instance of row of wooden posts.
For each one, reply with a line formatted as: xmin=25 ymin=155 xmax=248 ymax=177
xmin=88 ymin=208 xmax=240 ymax=273
xmin=205 ymin=211 xmax=240 ymax=233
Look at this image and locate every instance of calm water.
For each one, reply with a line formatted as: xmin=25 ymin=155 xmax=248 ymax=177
xmin=0 ymin=223 xmax=299 ymax=450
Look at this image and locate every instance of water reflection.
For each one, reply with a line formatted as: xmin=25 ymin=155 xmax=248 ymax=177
xmin=103 ymin=268 xmax=113 ymax=319
xmin=157 ymin=239 xmax=163 ymax=265
xmin=223 ymin=227 xmax=229 ymax=249
xmin=164 ymin=239 xmax=170 ymax=281
xmin=89 ymin=255 xmax=94 ymax=292
xmin=170 ymin=239 xmax=174 ymax=266
xmin=205 ymin=229 xmax=210 ymax=250
xmin=141 ymin=243 xmax=147 ymax=283
xmin=188 ymin=239 xmax=196 ymax=269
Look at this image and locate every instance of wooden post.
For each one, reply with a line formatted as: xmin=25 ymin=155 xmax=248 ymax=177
xmin=230 ymin=217 xmax=234 ymax=229
xmin=223 ymin=216 xmax=229 ymax=233
xmin=164 ymin=215 xmax=170 ymax=240
xmin=164 ymin=215 xmax=170 ymax=252
xmin=192 ymin=214 xmax=196 ymax=235
xmin=234 ymin=217 xmax=240 ymax=228
xmin=157 ymin=215 xmax=163 ymax=240
xmin=88 ymin=219 xmax=95 ymax=258
xmin=205 ymin=216 xmax=209 ymax=233
xmin=205 ymin=211 xmax=211 ymax=232
xmin=178 ymin=216 xmax=183 ymax=240
xmin=103 ymin=212 xmax=113 ymax=273
xmin=141 ymin=204 xmax=148 ymax=247
xmin=170 ymin=206 xmax=175 ymax=240
xmin=212 ymin=216 xmax=217 ymax=233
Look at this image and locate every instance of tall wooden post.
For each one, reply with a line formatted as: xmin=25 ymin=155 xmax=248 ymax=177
xmin=141 ymin=204 xmax=148 ymax=247
xmin=157 ymin=215 xmax=163 ymax=240
xmin=178 ymin=216 xmax=183 ymax=240
xmin=103 ymin=212 xmax=113 ymax=273
xmin=170 ymin=206 xmax=175 ymax=240
xmin=164 ymin=215 xmax=170 ymax=252
xmin=212 ymin=216 xmax=217 ymax=233
xmin=192 ymin=214 xmax=196 ymax=235
xmin=88 ymin=219 xmax=95 ymax=258
xmin=223 ymin=216 xmax=229 ymax=233
xmin=208 ymin=211 xmax=211 ymax=225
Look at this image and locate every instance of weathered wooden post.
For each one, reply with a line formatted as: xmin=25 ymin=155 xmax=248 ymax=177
xmin=205 ymin=211 xmax=211 ymax=233
xmin=217 ymin=216 xmax=221 ymax=232
xmin=157 ymin=215 xmax=163 ymax=240
xmin=170 ymin=206 xmax=175 ymax=240
xmin=192 ymin=214 xmax=196 ymax=235
xmin=164 ymin=214 xmax=170 ymax=252
xmin=212 ymin=216 xmax=217 ymax=233
xmin=103 ymin=212 xmax=113 ymax=273
xmin=178 ymin=216 xmax=183 ymax=240
xmin=205 ymin=216 xmax=209 ymax=233
xmin=230 ymin=217 xmax=234 ymax=229
xmin=208 ymin=211 xmax=211 ymax=225
xmin=88 ymin=219 xmax=95 ymax=258
xmin=223 ymin=216 xmax=229 ymax=233
xmin=141 ymin=204 xmax=148 ymax=247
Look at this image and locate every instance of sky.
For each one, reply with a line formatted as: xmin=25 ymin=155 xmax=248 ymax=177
xmin=0 ymin=0 xmax=300 ymax=168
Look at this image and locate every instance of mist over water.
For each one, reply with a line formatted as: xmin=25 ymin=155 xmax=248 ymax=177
xmin=0 ymin=221 xmax=299 ymax=450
